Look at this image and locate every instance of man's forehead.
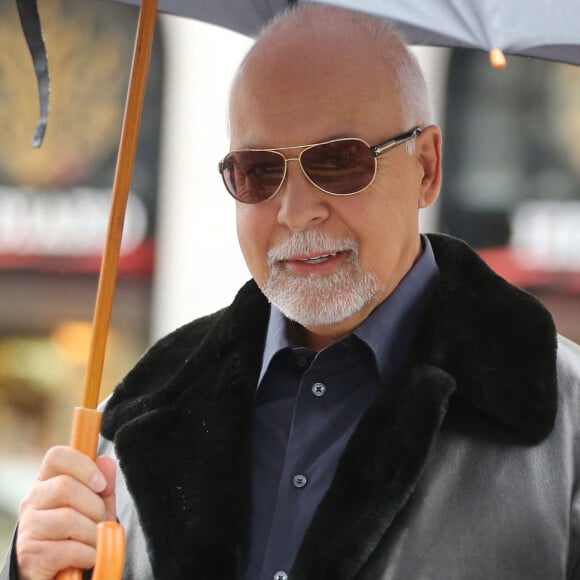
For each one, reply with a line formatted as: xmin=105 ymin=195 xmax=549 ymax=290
xmin=229 ymin=64 xmax=401 ymax=151
xmin=231 ymin=82 xmax=382 ymax=142
xmin=227 ymin=8 xmax=406 ymax=150
xmin=230 ymin=36 xmax=394 ymax=110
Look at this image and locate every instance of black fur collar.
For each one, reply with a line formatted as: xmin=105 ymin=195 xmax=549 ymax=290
xmin=102 ymin=233 xmax=557 ymax=579
xmin=417 ymin=234 xmax=557 ymax=441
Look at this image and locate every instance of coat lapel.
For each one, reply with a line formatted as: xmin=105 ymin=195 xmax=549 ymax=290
xmin=419 ymin=234 xmax=557 ymax=443
xmin=292 ymin=364 xmax=456 ymax=580
xmin=102 ymin=282 xmax=270 ymax=579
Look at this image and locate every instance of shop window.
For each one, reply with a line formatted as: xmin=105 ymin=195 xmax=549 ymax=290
xmin=0 ymin=0 xmax=164 ymax=551
xmin=441 ymin=48 xmax=580 ymax=340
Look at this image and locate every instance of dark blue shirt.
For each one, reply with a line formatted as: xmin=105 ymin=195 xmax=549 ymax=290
xmin=243 ymin=237 xmax=439 ymax=580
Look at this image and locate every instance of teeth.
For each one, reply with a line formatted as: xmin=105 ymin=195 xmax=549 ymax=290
xmin=300 ymin=252 xmax=336 ymax=263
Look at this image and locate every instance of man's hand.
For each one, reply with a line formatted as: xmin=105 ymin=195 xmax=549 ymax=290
xmin=15 ymin=446 xmax=117 ymax=580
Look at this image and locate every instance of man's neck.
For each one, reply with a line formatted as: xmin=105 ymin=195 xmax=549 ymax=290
xmin=289 ymin=305 xmax=376 ymax=351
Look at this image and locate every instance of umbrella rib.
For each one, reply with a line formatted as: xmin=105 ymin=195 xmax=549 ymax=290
xmin=15 ymin=0 xmax=49 ymax=148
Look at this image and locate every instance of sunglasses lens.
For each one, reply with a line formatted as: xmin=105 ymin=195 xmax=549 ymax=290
xmin=301 ymin=139 xmax=376 ymax=194
xmin=221 ymin=150 xmax=285 ymax=203
xmin=220 ymin=139 xmax=376 ymax=202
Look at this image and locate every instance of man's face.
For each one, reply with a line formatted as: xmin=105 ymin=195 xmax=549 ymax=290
xmin=229 ymin=27 xmax=440 ymax=347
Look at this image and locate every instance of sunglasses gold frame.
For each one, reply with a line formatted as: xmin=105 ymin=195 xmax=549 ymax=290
xmin=218 ymin=126 xmax=422 ymax=203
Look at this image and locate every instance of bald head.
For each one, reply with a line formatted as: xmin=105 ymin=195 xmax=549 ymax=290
xmin=230 ymin=4 xmax=432 ymax=138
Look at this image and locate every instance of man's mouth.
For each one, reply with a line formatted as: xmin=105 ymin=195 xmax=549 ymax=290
xmin=266 ymin=233 xmax=359 ymax=272
xmin=296 ymin=251 xmax=341 ymax=264
xmin=279 ymin=250 xmax=348 ymax=274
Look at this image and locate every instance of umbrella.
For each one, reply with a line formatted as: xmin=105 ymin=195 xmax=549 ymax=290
xmin=12 ymin=0 xmax=580 ymax=578
xmin=114 ymin=0 xmax=580 ymax=66
xmin=318 ymin=0 xmax=580 ymax=66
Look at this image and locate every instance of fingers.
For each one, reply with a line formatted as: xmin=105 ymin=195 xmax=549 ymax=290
xmin=16 ymin=535 xmax=96 ymax=580
xmin=95 ymin=455 xmax=117 ymax=521
xmin=23 ymin=472 xmax=107 ymax=523
xmin=19 ymin=505 xmax=99 ymax=546
xmin=38 ymin=446 xmax=107 ymax=492
xmin=17 ymin=491 xmax=99 ymax=580
xmin=15 ymin=446 xmax=118 ymax=580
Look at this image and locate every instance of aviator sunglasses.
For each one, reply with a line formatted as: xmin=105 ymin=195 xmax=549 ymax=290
xmin=218 ymin=126 xmax=422 ymax=204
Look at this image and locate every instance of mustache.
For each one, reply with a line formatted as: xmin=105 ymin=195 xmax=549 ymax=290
xmin=267 ymin=231 xmax=358 ymax=265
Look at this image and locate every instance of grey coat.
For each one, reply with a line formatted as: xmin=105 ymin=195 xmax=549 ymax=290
xmin=3 ymin=234 xmax=580 ymax=579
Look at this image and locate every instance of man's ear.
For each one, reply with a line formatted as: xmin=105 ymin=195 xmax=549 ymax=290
xmin=416 ymin=124 xmax=442 ymax=209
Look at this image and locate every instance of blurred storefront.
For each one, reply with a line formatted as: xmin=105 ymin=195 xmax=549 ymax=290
xmin=440 ymin=50 xmax=580 ymax=342
xmin=0 ymin=0 xmax=163 ymax=552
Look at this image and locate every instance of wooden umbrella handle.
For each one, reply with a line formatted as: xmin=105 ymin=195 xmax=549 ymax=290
xmin=53 ymin=0 xmax=159 ymax=578
xmin=55 ymin=408 xmax=125 ymax=580
xmin=93 ymin=522 xmax=126 ymax=580
xmin=55 ymin=521 xmax=126 ymax=580
xmin=81 ymin=0 xmax=159 ymax=411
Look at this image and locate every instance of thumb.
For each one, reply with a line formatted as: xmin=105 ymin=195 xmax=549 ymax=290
xmin=95 ymin=455 xmax=117 ymax=521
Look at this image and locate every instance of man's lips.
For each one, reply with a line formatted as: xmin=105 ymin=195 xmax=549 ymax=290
xmin=280 ymin=250 xmax=347 ymax=272
xmin=293 ymin=251 xmax=340 ymax=263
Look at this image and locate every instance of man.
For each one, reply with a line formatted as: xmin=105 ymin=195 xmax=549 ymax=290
xmin=3 ymin=4 xmax=580 ymax=580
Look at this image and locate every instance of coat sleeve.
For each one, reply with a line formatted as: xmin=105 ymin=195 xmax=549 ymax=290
xmin=558 ymin=337 xmax=580 ymax=579
xmin=96 ymin=436 xmax=154 ymax=579
xmin=0 ymin=528 xmax=20 ymax=580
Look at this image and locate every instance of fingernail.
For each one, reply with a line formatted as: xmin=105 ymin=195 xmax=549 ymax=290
xmin=91 ymin=470 xmax=107 ymax=492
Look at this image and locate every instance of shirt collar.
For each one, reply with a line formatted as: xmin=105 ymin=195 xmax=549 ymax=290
xmin=258 ymin=304 xmax=291 ymax=384
xmin=258 ymin=235 xmax=439 ymax=385
xmin=353 ymin=235 xmax=438 ymax=383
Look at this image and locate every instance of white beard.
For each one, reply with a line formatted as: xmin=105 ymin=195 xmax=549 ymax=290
xmin=262 ymin=231 xmax=384 ymax=327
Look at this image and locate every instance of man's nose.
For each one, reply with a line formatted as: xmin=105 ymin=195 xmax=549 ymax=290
xmin=276 ymin=159 xmax=330 ymax=231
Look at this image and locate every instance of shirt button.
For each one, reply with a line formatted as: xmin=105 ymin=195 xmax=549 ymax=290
xmin=292 ymin=474 xmax=308 ymax=488
xmin=312 ymin=382 xmax=326 ymax=397
xmin=297 ymin=356 xmax=309 ymax=367
xmin=274 ymin=572 xmax=288 ymax=580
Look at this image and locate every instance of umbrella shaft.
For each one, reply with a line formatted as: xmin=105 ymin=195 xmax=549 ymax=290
xmin=81 ymin=0 xmax=159 ymax=410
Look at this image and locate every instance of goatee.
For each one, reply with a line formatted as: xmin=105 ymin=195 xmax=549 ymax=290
xmin=262 ymin=231 xmax=384 ymax=327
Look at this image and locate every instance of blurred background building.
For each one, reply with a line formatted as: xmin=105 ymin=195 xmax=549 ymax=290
xmin=1 ymin=0 xmax=579 ymax=558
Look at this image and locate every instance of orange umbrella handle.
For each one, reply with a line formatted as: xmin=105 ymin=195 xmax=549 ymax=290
xmin=54 ymin=408 xmax=125 ymax=580
xmin=55 ymin=524 xmax=126 ymax=580
xmin=93 ymin=522 xmax=126 ymax=579
xmin=55 ymin=521 xmax=125 ymax=580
